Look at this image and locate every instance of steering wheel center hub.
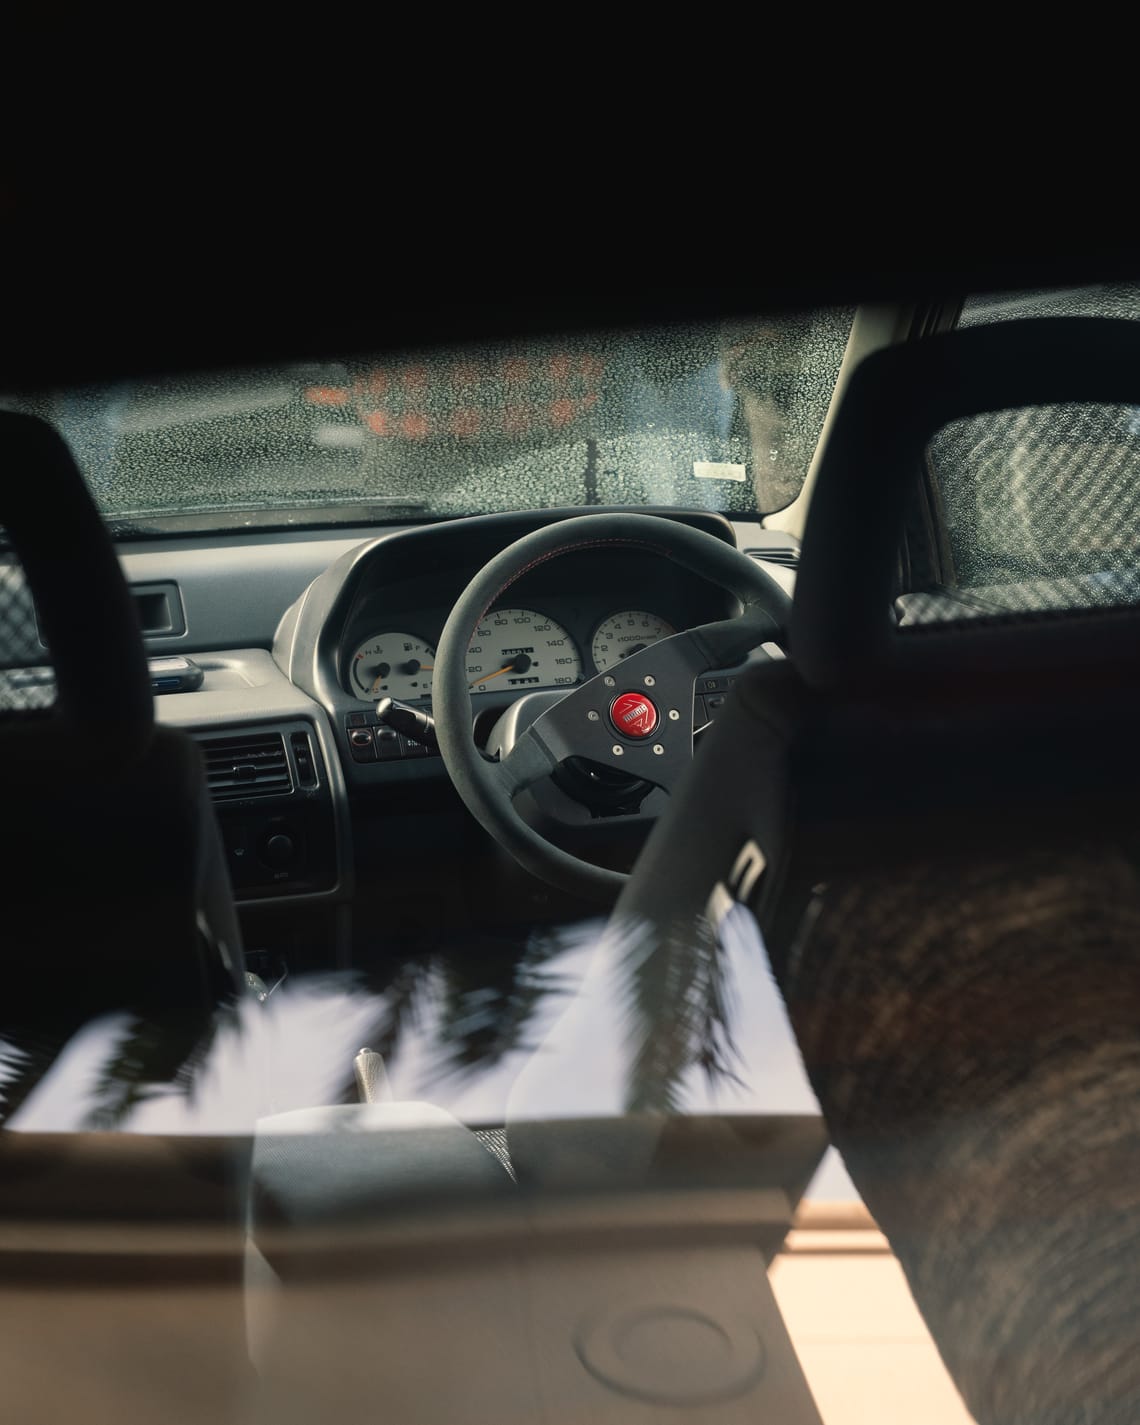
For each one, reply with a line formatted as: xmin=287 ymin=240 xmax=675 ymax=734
xmin=609 ymin=691 xmax=659 ymax=739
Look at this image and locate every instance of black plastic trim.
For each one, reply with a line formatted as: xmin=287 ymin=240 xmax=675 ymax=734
xmin=131 ymin=580 xmax=187 ymax=638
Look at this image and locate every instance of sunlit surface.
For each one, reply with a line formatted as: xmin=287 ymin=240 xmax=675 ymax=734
xmin=3 ymin=911 xmax=855 ymax=1198
xmin=771 ymin=1242 xmax=974 ymax=1424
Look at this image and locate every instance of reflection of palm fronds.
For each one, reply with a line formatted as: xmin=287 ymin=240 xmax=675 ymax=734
xmin=433 ymin=927 xmax=574 ymax=1079
xmin=0 ymin=914 xmax=747 ymax=1127
xmin=615 ymin=913 xmax=743 ymax=1114
xmin=370 ymin=957 xmax=434 ymax=1064
xmin=85 ymin=1005 xmax=236 ymax=1131
xmin=0 ymin=1000 xmax=235 ymax=1131
xmin=0 ymin=1025 xmax=73 ymax=1127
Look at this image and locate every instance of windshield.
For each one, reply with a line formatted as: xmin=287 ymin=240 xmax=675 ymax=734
xmin=1 ymin=312 xmax=852 ymax=531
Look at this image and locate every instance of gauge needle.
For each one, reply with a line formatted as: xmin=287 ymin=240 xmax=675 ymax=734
xmin=469 ymin=653 xmax=532 ymax=688
xmin=371 ymin=661 xmax=434 ymax=693
xmin=469 ymin=664 xmax=515 ymax=687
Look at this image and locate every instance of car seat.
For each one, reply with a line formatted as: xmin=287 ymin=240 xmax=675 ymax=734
xmin=0 ymin=412 xmax=246 ymax=1122
xmin=614 ymin=317 xmax=1140 ymax=1424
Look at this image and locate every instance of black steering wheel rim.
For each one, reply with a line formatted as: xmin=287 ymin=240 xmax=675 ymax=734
xmin=433 ymin=513 xmax=791 ymax=902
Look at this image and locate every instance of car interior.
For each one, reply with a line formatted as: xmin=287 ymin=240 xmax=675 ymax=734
xmin=2 ymin=204 xmax=1139 ymax=1425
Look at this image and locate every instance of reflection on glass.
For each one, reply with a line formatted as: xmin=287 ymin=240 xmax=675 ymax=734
xmin=2 ymin=909 xmax=827 ymax=1140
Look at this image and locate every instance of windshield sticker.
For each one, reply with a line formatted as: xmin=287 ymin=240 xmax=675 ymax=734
xmin=693 ymin=461 xmax=747 ymax=482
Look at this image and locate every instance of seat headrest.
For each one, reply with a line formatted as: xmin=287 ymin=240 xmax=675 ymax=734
xmin=0 ymin=413 xmax=152 ymax=758
xmin=792 ymin=316 xmax=1140 ymax=689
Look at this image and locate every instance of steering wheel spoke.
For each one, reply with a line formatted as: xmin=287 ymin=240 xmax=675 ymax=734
xmin=520 ymin=630 xmax=710 ymax=794
xmin=495 ymin=723 xmax=560 ymax=797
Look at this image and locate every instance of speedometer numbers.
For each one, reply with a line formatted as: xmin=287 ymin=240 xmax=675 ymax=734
xmin=351 ymin=611 xmax=672 ymax=700
xmin=591 ymin=611 xmax=676 ymax=672
xmin=467 ymin=608 xmax=582 ymax=690
xmin=350 ymin=633 xmax=435 ymax=701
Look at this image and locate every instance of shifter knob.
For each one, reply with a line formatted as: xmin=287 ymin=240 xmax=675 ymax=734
xmin=353 ymin=1047 xmax=392 ymax=1104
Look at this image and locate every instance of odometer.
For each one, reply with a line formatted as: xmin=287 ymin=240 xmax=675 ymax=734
xmin=466 ymin=608 xmax=582 ymax=690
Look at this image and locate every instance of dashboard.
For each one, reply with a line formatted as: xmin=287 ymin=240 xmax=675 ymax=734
xmin=268 ymin=508 xmax=759 ymax=794
xmin=1 ymin=507 xmax=795 ymax=921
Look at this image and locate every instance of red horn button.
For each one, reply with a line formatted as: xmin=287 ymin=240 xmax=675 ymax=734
xmin=609 ymin=691 xmax=659 ymax=739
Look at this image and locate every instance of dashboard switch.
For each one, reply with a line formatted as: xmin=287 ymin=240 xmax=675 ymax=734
xmin=348 ymin=726 xmax=376 ymax=762
xmin=374 ymin=725 xmax=402 ymax=761
xmin=263 ymin=833 xmax=297 ymax=868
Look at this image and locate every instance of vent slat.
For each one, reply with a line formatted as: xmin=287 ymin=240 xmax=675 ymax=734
xmin=742 ymin=546 xmax=799 ymax=569
xmin=197 ymin=732 xmax=292 ymax=802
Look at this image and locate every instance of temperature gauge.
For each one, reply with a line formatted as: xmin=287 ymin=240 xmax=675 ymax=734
xmin=350 ymin=632 xmax=435 ymax=701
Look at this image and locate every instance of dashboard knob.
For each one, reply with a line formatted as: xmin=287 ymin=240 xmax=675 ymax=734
xmin=263 ymin=832 xmax=296 ymax=868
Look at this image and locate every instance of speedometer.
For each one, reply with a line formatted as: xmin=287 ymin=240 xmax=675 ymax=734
xmin=591 ymin=611 xmax=676 ymax=671
xmin=350 ymin=632 xmax=435 ymax=701
xmin=467 ymin=608 xmax=582 ymax=690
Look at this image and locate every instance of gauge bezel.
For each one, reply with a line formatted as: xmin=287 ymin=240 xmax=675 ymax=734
xmin=347 ymin=630 xmax=437 ymax=702
xmin=590 ymin=609 xmax=678 ymax=674
xmin=466 ymin=606 xmax=583 ymax=693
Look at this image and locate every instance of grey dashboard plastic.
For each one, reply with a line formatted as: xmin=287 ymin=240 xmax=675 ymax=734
xmin=152 ymin=649 xmax=330 ymax=729
xmin=128 ymin=518 xmax=791 ymax=659
xmin=2 ymin=519 xmax=792 ymax=669
xmin=116 ymin=527 xmax=387 ymax=654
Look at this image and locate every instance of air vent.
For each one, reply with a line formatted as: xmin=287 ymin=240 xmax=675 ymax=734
xmin=199 ymin=732 xmax=292 ymax=801
xmin=743 ymin=546 xmax=799 ymax=569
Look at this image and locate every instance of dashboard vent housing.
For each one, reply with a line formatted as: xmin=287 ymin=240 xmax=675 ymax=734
xmin=743 ymin=545 xmax=799 ymax=569
xmin=199 ymin=732 xmax=293 ymax=801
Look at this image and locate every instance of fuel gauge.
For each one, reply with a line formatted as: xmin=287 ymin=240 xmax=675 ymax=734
xmin=350 ymin=633 xmax=435 ymax=701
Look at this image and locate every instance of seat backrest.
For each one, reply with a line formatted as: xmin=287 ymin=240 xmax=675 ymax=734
xmin=0 ymin=413 xmax=244 ymax=1124
xmin=615 ymin=318 xmax=1140 ymax=1425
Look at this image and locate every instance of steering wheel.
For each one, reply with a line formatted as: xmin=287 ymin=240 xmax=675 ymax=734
xmin=433 ymin=513 xmax=791 ymax=900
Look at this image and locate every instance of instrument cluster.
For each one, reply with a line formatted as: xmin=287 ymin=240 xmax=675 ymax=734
xmin=348 ymin=607 xmax=678 ymax=703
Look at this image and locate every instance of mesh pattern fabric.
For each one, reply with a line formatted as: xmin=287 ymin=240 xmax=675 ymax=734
xmin=917 ymin=285 xmax=1140 ymax=629
xmin=0 ymin=560 xmax=53 ymax=715
xmin=473 ymin=1127 xmax=517 ymax=1182
xmin=896 ymin=568 xmax=1140 ymax=627
xmin=928 ymin=401 xmax=1140 ymax=591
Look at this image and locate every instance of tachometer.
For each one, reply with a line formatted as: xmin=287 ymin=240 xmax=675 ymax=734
xmin=467 ymin=608 xmax=582 ymax=690
xmin=591 ymin=611 xmax=676 ymax=672
xmin=350 ymin=632 xmax=435 ymax=701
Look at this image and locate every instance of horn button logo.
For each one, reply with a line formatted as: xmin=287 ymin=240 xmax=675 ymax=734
xmin=609 ymin=691 xmax=659 ymax=739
